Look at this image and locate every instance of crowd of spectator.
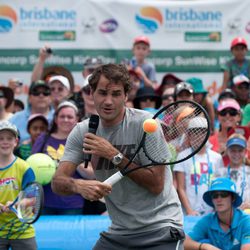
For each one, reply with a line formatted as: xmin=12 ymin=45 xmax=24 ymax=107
xmin=1 ymin=35 xmax=250 ymax=249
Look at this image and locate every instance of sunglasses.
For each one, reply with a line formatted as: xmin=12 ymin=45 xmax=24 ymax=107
xmin=31 ymin=90 xmax=51 ymax=96
xmin=211 ymin=191 xmax=230 ymax=199
xmin=140 ymin=97 xmax=155 ymax=102
xmin=218 ymin=109 xmax=238 ymax=117
xmin=162 ymin=94 xmax=174 ymax=100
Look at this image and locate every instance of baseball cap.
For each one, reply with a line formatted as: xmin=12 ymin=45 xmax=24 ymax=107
xmin=218 ymin=88 xmax=236 ymax=101
xmin=217 ymin=99 xmax=240 ymax=112
xmin=226 ymin=137 xmax=247 ymax=149
xmin=0 ymin=121 xmax=18 ymax=138
xmin=133 ymin=36 xmax=150 ymax=46
xmin=48 ymin=75 xmax=71 ymax=91
xmin=174 ymin=82 xmax=194 ymax=96
xmin=29 ymin=80 xmax=50 ymax=95
xmin=0 ymin=86 xmax=14 ymax=109
xmin=83 ymin=57 xmax=103 ymax=70
xmin=203 ymin=178 xmax=242 ymax=208
xmin=231 ymin=37 xmax=248 ymax=49
xmin=27 ymin=114 xmax=49 ymax=131
xmin=233 ymin=74 xmax=250 ymax=86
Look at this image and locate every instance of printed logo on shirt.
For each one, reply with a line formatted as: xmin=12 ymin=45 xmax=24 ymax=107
xmin=0 ymin=177 xmax=18 ymax=190
xmin=190 ymin=162 xmax=213 ymax=185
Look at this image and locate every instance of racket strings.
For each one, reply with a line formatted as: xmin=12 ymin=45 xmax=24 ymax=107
xmin=144 ymin=102 xmax=209 ymax=164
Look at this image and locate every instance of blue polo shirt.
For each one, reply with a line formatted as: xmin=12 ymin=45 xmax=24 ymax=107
xmin=9 ymin=106 xmax=54 ymax=144
xmin=188 ymin=209 xmax=250 ymax=250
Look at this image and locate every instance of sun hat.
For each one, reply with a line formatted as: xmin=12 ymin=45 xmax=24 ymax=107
xmin=48 ymin=75 xmax=71 ymax=91
xmin=233 ymin=74 xmax=250 ymax=86
xmin=0 ymin=121 xmax=18 ymax=138
xmin=231 ymin=37 xmax=248 ymax=49
xmin=133 ymin=36 xmax=150 ymax=46
xmin=0 ymin=86 xmax=14 ymax=109
xmin=203 ymin=177 xmax=242 ymax=207
xmin=186 ymin=77 xmax=208 ymax=94
xmin=27 ymin=114 xmax=49 ymax=132
xmin=217 ymin=99 xmax=240 ymax=112
xmin=226 ymin=137 xmax=247 ymax=149
xmin=133 ymin=86 xmax=161 ymax=109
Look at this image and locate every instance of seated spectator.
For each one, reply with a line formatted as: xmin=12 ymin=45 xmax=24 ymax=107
xmin=222 ymin=36 xmax=250 ymax=90
xmin=15 ymin=114 xmax=49 ymax=160
xmin=174 ymin=117 xmax=224 ymax=216
xmin=156 ymin=73 xmax=182 ymax=96
xmin=133 ymin=86 xmax=161 ymax=114
xmin=48 ymin=75 xmax=71 ymax=109
xmin=186 ymin=77 xmax=215 ymax=133
xmin=174 ymin=82 xmax=194 ymax=101
xmin=231 ymin=74 xmax=250 ymax=109
xmin=9 ymin=80 xmax=54 ymax=144
xmin=209 ymin=99 xmax=241 ymax=161
xmin=0 ymin=86 xmax=14 ymax=121
xmin=161 ymin=87 xmax=175 ymax=107
xmin=32 ymin=101 xmax=85 ymax=215
xmin=215 ymin=134 xmax=250 ymax=211
xmin=184 ymin=177 xmax=250 ymax=250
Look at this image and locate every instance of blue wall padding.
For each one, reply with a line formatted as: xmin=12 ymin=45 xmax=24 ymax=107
xmin=34 ymin=215 xmax=200 ymax=250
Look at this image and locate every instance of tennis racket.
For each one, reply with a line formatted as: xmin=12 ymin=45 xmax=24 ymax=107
xmin=104 ymin=100 xmax=210 ymax=185
xmin=9 ymin=182 xmax=44 ymax=224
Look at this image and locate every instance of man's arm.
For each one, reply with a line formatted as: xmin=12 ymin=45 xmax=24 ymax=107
xmin=84 ymin=133 xmax=165 ymax=195
xmin=51 ymin=161 xmax=112 ymax=201
xmin=184 ymin=236 xmax=221 ymax=250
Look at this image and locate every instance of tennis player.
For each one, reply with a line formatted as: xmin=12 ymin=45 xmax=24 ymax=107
xmin=52 ymin=63 xmax=184 ymax=249
xmin=0 ymin=121 xmax=37 ymax=250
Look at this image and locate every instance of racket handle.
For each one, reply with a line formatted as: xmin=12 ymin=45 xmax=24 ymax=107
xmin=103 ymin=171 xmax=123 ymax=185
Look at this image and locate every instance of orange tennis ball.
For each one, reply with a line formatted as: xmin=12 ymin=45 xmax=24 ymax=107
xmin=143 ymin=119 xmax=158 ymax=133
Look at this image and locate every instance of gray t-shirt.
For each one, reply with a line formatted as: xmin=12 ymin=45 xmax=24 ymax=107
xmin=61 ymin=108 xmax=183 ymax=234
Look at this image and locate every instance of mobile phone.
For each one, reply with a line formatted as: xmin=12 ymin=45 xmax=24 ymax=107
xmin=46 ymin=48 xmax=53 ymax=54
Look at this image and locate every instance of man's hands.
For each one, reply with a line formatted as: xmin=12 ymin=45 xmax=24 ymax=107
xmin=74 ymin=179 xmax=111 ymax=201
xmin=83 ymin=133 xmax=119 ymax=161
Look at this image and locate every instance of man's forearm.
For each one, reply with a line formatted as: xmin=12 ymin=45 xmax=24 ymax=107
xmin=51 ymin=175 xmax=77 ymax=196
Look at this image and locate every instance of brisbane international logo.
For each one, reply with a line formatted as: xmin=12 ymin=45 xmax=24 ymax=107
xmin=0 ymin=5 xmax=17 ymax=33
xmin=135 ymin=7 xmax=163 ymax=34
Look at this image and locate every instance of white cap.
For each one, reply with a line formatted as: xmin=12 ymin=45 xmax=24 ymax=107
xmin=82 ymin=74 xmax=92 ymax=88
xmin=188 ymin=117 xmax=208 ymax=129
xmin=0 ymin=121 xmax=18 ymax=137
xmin=48 ymin=75 xmax=71 ymax=91
xmin=233 ymin=74 xmax=250 ymax=86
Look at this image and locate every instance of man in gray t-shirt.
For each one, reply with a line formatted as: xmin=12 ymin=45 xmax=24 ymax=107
xmin=52 ymin=64 xmax=184 ymax=250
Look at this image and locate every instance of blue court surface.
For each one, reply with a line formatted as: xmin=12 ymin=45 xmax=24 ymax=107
xmin=35 ymin=215 xmax=200 ymax=250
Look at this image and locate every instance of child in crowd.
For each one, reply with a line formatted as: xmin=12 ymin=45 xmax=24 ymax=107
xmin=222 ymin=36 xmax=250 ymax=90
xmin=15 ymin=114 xmax=49 ymax=160
xmin=215 ymin=134 xmax=250 ymax=211
xmin=130 ymin=35 xmax=157 ymax=88
xmin=0 ymin=121 xmax=37 ymax=249
xmin=174 ymin=117 xmax=224 ymax=216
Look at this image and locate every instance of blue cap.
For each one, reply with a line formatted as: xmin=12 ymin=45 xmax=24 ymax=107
xmin=226 ymin=137 xmax=246 ymax=149
xmin=203 ymin=178 xmax=242 ymax=208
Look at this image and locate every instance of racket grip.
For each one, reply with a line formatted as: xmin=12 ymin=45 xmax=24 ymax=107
xmin=103 ymin=171 xmax=123 ymax=185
